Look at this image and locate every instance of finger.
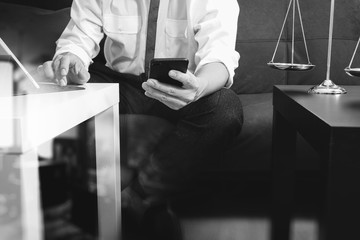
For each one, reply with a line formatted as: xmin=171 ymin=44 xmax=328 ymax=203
xmin=145 ymin=79 xmax=179 ymax=96
xmin=169 ymin=70 xmax=193 ymax=88
xmin=75 ymin=62 xmax=90 ymax=83
xmin=38 ymin=61 xmax=55 ymax=79
xmin=68 ymin=61 xmax=90 ymax=85
xmin=144 ymin=91 xmax=184 ymax=110
xmin=59 ymin=54 xmax=70 ymax=77
xmin=73 ymin=61 xmax=80 ymax=75
xmin=144 ymin=80 xmax=195 ymax=104
xmin=142 ymin=82 xmax=183 ymax=106
xmin=142 ymin=82 xmax=167 ymax=99
xmin=37 ymin=65 xmax=44 ymax=75
xmin=52 ymin=56 xmax=62 ymax=81
xmin=59 ymin=76 xmax=67 ymax=86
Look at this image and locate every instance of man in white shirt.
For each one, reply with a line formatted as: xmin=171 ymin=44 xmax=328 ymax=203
xmin=39 ymin=0 xmax=243 ymax=239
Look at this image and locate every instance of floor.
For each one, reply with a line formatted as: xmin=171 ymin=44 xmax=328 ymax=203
xmin=144 ymin=170 xmax=321 ymax=240
xmin=181 ymin=217 xmax=318 ymax=240
xmin=41 ymin=170 xmax=322 ymax=240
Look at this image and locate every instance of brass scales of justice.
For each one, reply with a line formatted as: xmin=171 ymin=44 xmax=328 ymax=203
xmin=268 ymin=0 xmax=360 ymax=94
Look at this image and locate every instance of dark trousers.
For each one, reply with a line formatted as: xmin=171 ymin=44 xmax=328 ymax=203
xmin=89 ymin=62 xmax=243 ymax=200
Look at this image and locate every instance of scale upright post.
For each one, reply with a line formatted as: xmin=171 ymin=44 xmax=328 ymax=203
xmin=308 ymin=0 xmax=346 ymax=94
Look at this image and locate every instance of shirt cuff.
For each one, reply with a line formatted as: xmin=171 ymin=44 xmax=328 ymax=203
xmin=195 ymin=50 xmax=240 ymax=88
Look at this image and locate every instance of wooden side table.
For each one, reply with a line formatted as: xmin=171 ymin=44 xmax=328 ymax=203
xmin=272 ymin=85 xmax=360 ymax=240
xmin=0 ymin=83 xmax=121 ymax=240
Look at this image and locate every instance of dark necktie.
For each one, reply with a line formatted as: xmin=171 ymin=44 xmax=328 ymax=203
xmin=144 ymin=0 xmax=160 ymax=77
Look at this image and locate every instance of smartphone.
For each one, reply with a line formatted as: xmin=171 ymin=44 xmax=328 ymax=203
xmin=149 ymin=58 xmax=189 ymax=87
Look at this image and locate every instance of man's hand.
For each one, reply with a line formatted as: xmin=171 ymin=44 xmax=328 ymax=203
xmin=37 ymin=52 xmax=90 ymax=86
xmin=142 ymin=70 xmax=206 ymax=110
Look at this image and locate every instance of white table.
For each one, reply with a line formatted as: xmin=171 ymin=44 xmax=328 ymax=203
xmin=0 ymin=83 xmax=121 ymax=240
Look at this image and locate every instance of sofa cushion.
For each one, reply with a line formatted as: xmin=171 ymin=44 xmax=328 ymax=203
xmin=231 ymin=0 xmax=289 ymax=94
xmin=232 ymin=41 xmax=287 ymax=94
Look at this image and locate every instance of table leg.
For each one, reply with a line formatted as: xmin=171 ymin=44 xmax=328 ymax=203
xmin=0 ymin=150 xmax=42 ymax=240
xmin=271 ymin=109 xmax=297 ymax=240
xmin=94 ymin=105 xmax=121 ymax=240
xmin=320 ymin=129 xmax=360 ymax=240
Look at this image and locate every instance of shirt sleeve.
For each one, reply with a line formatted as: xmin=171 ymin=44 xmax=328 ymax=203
xmin=54 ymin=0 xmax=104 ymax=69
xmin=190 ymin=0 xmax=240 ymax=88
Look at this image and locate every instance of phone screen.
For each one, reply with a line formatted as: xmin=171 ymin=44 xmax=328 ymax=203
xmin=149 ymin=58 xmax=189 ymax=87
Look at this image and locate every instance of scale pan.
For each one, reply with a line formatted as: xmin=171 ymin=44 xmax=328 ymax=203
xmin=267 ymin=62 xmax=315 ymax=71
xmin=344 ymin=67 xmax=360 ymax=77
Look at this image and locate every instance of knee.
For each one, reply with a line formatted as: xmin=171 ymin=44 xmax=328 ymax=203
xmin=188 ymin=88 xmax=243 ymax=141
xmin=188 ymin=88 xmax=243 ymax=136
xmin=212 ymin=88 xmax=244 ymax=135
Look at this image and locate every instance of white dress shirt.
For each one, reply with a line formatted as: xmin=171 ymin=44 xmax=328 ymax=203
xmin=55 ymin=0 xmax=240 ymax=87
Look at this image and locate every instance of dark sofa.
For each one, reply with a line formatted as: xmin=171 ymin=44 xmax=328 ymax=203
xmin=1 ymin=0 xmax=360 ymax=238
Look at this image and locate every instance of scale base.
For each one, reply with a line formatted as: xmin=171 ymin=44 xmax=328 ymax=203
xmin=308 ymin=80 xmax=347 ymax=94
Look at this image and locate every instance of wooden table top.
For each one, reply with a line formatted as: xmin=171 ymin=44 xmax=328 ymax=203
xmin=274 ymin=85 xmax=360 ymax=128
